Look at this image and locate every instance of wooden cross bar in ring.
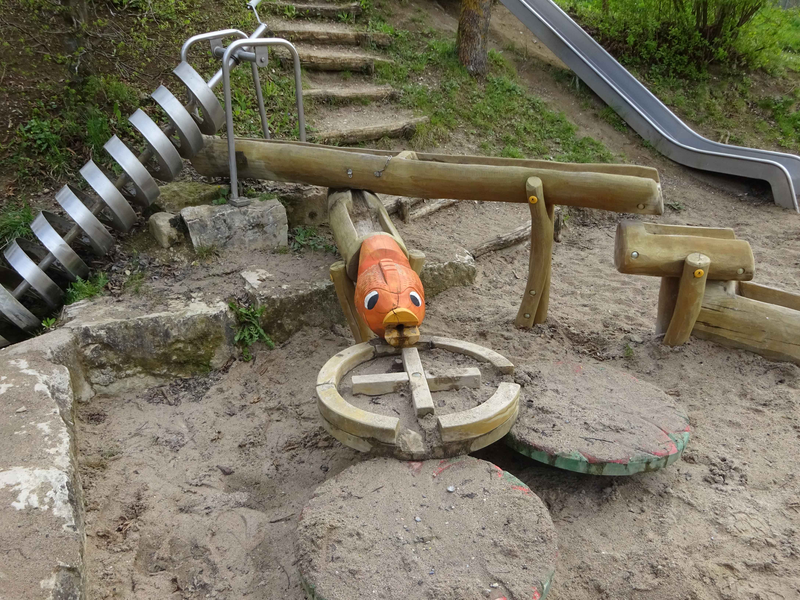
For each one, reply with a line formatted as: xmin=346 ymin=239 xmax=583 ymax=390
xmin=351 ymin=347 xmax=481 ymax=417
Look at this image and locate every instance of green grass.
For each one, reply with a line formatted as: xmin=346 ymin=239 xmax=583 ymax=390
xmin=65 ymin=273 xmax=109 ymax=304
xmin=0 ymin=200 xmax=34 ymax=246
xmin=194 ymin=244 xmax=219 ymax=260
xmin=228 ymin=301 xmax=274 ymax=361
xmin=377 ymin=33 xmax=612 ymax=163
xmin=289 ymin=226 xmax=337 ymax=253
xmin=123 ymin=271 xmax=146 ymax=294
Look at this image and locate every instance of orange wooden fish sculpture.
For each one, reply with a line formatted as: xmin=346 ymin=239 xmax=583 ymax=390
xmin=354 ymin=234 xmax=425 ymax=347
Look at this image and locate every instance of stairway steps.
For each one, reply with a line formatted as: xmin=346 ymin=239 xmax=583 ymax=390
xmin=304 ymin=84 xmax=398 ymax=102
xmin=268 ymin=20 xmax=391 ymax=47
xmin=267 ymin=2 xmax=361 ymax=20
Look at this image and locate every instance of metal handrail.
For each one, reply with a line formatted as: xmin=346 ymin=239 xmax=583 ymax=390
xmin=222 ymin=38 xmax=306 ymax=202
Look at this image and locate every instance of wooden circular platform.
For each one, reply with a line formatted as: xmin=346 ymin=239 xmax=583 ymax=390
xmin=316 ymin=337 xmax=521 ymax=460
xmin=297 ymin=457 xmax=557 ymax=600
xmin=507 ymin=361 xmax=691 ymax=476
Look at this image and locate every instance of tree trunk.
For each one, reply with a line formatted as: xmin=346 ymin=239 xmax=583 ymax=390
xmin=63 ymin=0 xmax=90 ymax=80
xmin=457 ymin=0 xmax=493 ymax=76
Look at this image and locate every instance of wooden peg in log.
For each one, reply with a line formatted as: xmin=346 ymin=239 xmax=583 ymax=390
xmin=663 ymin=253 xmax=710 ymax=346
xmin=515 ymin=177 xmax=554 ymax=328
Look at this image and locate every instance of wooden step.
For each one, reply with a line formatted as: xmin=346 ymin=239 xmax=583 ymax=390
xmin=276 ymin=47 xmax=393 ymax=73
xmin=312 ymin=116 xmax=429 ymax=145
xmin=304 ymin=84 xmax=398 ymax=102
xmin=268 ymin=21 xmax=391 ymax=47
xmin=267 ymin=2 xmax=361 ymax=20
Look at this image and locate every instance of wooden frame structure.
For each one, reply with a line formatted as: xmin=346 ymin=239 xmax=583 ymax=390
xmin=192 ymin=138 xmax=665 ymax=331
xmin=615 ymin=221 xmax=800 ymax=365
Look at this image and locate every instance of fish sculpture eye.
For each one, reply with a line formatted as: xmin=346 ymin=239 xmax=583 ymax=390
xmin=365 ymin=290 xmax=379 ymax=310
xmin=409 ymin=291 xmax=422 ymax=307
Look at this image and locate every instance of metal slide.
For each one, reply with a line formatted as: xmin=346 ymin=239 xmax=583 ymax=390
xmin=500 ymin=0 xmax=800 ymax=212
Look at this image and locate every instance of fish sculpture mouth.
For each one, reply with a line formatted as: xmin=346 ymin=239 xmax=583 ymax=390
xmin=383 ymin=308 xmax=420 ymax=348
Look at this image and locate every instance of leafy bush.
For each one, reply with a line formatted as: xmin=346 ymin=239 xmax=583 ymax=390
xmin=557 ymin=0 xmax=800 ymax=78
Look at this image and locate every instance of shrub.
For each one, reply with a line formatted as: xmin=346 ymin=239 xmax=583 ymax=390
xmin=557 ymin=0 xmax=800 ymax=78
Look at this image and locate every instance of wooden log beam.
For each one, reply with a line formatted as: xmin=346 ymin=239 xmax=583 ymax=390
xmin=192 ymin=138 xmax=663 ymax=214
xmin=196 ymin=137 xmax=661 ymax=182
xmin=737 ymin=281 xmax=800 ymax=312
xmin=515 ymin=178 xmax=554 ymax=328
xmin=693 ymin=280 xmax=800 ymax=366
xmin=408 ymin=198 xmax=459 ymax=221
xmin=470 ymin=222 xmax=531 ymax=259
xmin=656 ymin=277 xmax=680 ymax=335
xmin=615 ymin=221 xmax=754 ymax=280
xmin=663 ymin=253 xmax=710 ymax=346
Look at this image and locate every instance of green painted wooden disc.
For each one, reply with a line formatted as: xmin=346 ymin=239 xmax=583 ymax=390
xmin=507 ymin=361 xmax=691 ymax=476
xmin=297 ymin=456 xmax=557 ymax=600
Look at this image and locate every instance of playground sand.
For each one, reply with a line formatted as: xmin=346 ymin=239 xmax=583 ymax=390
xmin=77 ymin=196 xmax=800 ymax=597
xmin=77 ymin=3 xmax=799 ymax=598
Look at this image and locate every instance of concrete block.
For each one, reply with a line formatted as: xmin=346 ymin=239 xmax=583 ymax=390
xmin=181 ymin=200 xmax=288 ymax=252
xmin=0 ymin=345 xmax=83 ymax=599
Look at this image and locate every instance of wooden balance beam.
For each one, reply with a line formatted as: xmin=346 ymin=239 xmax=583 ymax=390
xmin=615 ymin=221 xmax=800 ymax=365
xmin=193 ymin=138 xmax=665 ymax=329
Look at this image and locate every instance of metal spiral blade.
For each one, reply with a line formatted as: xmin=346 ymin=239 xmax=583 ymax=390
xmin=0 ymin=62 xmax=224 ymax=346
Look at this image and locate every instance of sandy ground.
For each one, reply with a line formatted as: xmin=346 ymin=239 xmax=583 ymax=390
xmin=76 ymin=2 xmax=799 ymax=599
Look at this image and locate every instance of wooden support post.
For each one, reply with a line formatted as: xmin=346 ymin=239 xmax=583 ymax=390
xmin=656 ymin=277 xmax=680 ymax=335
xmin=330 ymin=261 xmax=372 ymax=343
xmin=515 ymin=177 xmax=554 ymax=328
xmin=408 ymin=249 xmax=425 ymax=275
xmin=663 ymin=253 xmax=710 ymax=346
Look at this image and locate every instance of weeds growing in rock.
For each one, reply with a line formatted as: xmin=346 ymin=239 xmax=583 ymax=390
xmin=66 ymin=273 xmax=109 ymax=304
xmin=229 ymin=301 xmax=275 ymax=361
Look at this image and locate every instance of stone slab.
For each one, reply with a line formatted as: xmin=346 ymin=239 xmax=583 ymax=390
xmin=61 ymin=296 xmax=235 ymax=393
xmin=241 ymin=270 xmax=346 ymax=343
xmin=297 ymin=457 xmax=557 ymax=600
xmin=507 ymin=360 xmax=691 ymax=476
xmin=0 ymin=333 xmax=87 ymax=600
xmin=181 ymin=200 xmax=288 ymax=251
xmin=419 ymin=248 xmax=477 ymax=296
